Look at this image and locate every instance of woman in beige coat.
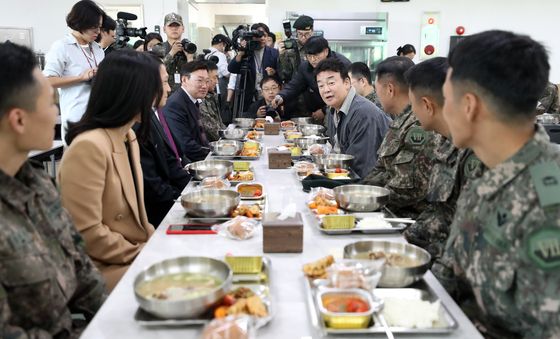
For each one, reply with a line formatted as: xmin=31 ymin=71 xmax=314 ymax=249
xmin=58 ymin=50 xmax=162 ymax=291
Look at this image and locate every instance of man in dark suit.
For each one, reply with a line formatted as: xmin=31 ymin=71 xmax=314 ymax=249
xmin=164 ymin=61 xmax=211 ymax=162
xmin=228 ymin=23 xmax=279 ymax=115
xmin=136 ymin=62 xmax=191 ymax=226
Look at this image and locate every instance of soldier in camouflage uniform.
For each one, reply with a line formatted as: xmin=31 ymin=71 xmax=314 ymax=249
xmin=536 ymin=81 xmax=560 ymax=114
xmin=0 ymin=42 xmax=105 ymax=338
xmin=433 ymin=30 xmax=560 ymax=338
xmin=162 ymin=13 xmax=196 ymax=93
xmin=349 ymin=61 xmax=385 ymax=112
xmin=401 ymin=57 xmax=485 ymax=261
xmin=361 ymin=56 xmax=443 ymax=218
xmin=199 ymin=61 xmax=225 ymax=142
xmin=277 ymin=15 xmax=313 ymax=118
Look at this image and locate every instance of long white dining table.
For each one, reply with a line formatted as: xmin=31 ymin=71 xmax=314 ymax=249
xmin=80 ymin=133 xmax=483 ymax=339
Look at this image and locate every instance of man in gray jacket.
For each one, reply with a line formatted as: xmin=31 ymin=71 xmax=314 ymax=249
xmin=273 ymin=37 xmax=351 ymax=123
xmin=316 ymin=58 xmax=391 ymax=178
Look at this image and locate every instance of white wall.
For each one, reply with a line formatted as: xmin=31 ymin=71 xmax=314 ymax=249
xmin=2 ymin=0 xmax=559 ymax=80
xmin=266 ymin=0 xmax=560 ymax=82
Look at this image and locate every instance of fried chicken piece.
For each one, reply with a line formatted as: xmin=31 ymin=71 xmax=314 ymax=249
xmin=227 ymin=298 xmax=248 ymax=316
xmin=246 ymin=295 xmax=268 ymax=317
xmin=302 ymin=255 xmax=335 ymax=278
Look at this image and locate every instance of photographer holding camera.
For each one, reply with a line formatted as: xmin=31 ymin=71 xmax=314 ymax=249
xmin=228 ymin=23 xmax=279 ymax=115
xmin=162 ymin=13 xmax=196 ymax=93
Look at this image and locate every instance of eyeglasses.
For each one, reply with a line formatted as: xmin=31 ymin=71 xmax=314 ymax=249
xmin=306 ymin=53 xmax=323 ymax=61
xmin=192 ymin=78 xmax=210 ymax=86
xmin=262 ymin=85 xmax=279 ymax=92
xmin=296 ymin=30 xmax=313 ymax=38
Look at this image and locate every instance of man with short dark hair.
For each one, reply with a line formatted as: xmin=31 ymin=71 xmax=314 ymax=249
xmin=162 ymin=12 xmax=196 ymax=93
xmin=164 ymin=61 xmax=211 ymax=161
xmin=348 ymin=61 xmax=384 ymax=111
xmin=273 ymin=36 xmax=351 ymax=123
xmin=401 ymin=57 xmax=485 ymax=260
xmin=316 ymin=58 xmax=390 ymax=177
xmin=96 ymin=14 xmax=116 ymax=55
xmin=433 ymin=30 xmax=560 ymax=338
xmin=361 ymin=56 xmax=443 ymax=218
xmin=200 ymin=61 xmax=226 ymax=141
xmin=0 ymin=41 xmax=105 ymax=338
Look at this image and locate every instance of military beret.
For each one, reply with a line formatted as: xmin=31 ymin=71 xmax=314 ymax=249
xmin=293 ymin=15 xmax=314 ymax=30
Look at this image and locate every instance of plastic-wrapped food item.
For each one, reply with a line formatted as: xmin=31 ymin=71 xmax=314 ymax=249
xmin=201 ymin=315 xmax=256 ymax=339
xmin=310 ymin=187 xmax=335 ymax=201
xmin=213 ymin=216 xmax=260 ymax=240
xmin=201 ymin=177 xmax=231 ymax=189
xmin=293 ymin=161 xmax=317 ymax=177
xmin=327 ymin=259 xmax=384 ymax=291
xmin=308 ymin=143 xmax=329 ymax=156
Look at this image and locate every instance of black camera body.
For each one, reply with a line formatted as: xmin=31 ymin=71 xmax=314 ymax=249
xmin=232 ymin=25 xmax=264 ymax=57
xmin=115 ymin=12 xmax=147 ymax=49
xmin=282 ymin=20 xmax=296 ymax=50
xmin=181 ymin=38 xmax=197 ymax=54
xmin=265 ymin=105 xmax=278 ymax=117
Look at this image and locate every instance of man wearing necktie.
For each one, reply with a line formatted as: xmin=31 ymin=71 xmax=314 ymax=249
xmin=136 ymin=62 xmax=191 ymax=226
xmin=318 ymin=58 xmax=391 ymax=178
xmin=164 ymin=61 xmax=211 ymax=162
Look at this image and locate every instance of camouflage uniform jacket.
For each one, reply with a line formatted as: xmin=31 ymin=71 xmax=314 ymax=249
xmin=536 ymin=82 xmax=560 ymax=115
xmin=361 ymin=105 xmax=443 ymax=217
xmin=199 ymin=92 xmax=226 ymax=142
xmin=365 ymin=89 xmax=384 ymax=111
xmin=435 ymin=125 xmax=560 ymax=338
xmin=0 ymin=161 xmax=106 ymax=338
xmin=277 ymin=41 xmax=308 ymax=117
xmin=163 ymin=42 xmax=190 ymax=94
xmin=404 ymin=139 xmax=485 ymax=260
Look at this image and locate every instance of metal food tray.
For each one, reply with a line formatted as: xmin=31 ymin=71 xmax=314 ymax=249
xmin=310 ymin=210 xmax=407 ymax=235
xmin=135 ymin=257 xmax=273 ymax=327
xmin=294 ymin=167 xmax=359 ymax=183
xmin=228 ymin=168 xmax=256 ymax=186
xmin=304 ymin=277 xmax=458 ymax=336
xmin=209 ymin=145 xmax=263 ymax=161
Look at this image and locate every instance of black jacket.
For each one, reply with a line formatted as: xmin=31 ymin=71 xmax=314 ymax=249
xmin=279 ymin=51 xmax=351 ymax=112
xmin=135 ymin=113 xmax=191 ymax=226
xmin=228 ymin=46 xmax=279 ymax=112
xmin=164 ymin=89 xmax=210 ymax=162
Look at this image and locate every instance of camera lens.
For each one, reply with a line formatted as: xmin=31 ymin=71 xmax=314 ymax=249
xmin=181 ymin=39 xmax=197 ymax=54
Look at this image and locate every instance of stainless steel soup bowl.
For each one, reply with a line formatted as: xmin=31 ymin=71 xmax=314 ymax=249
xmin=180 ymin=189 xmax=240 ymax=217
xmin=333 ymin=184 xmax=390 ymax=212
xmin=234 ymin=118 xmax=255 ymax=128
xmin=185 ymin=160 xmax=233 ymax=180
xmin=134 ymin=256 xmax=233 ymax=318
xmin=343 ymin=240 xmax=431 ymax=287
xmin=210 ymin=140 xmax=244 ymax=156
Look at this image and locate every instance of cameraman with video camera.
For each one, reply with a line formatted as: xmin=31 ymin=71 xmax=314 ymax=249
xmin=162 ymin=13 xmax=196 ymax=93
xmin=228 ymin=23 xmax=279 ymax=115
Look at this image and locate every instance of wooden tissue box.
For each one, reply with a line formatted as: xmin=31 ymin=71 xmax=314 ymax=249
xmin=264 ymin=123 xmax=280 ymax=135
xmin=263 ymin=212 xmax=303 ymax=253
xmin=268 ymin=149 xmax=292 ymax=169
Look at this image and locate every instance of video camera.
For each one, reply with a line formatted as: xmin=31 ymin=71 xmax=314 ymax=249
xmin=115 ymin=11 xmax=147 ymax=49
xmin=232 ymin=24 xmax=264 ymax=57
xmin=282 ymin=20 xmax=296 ymax=50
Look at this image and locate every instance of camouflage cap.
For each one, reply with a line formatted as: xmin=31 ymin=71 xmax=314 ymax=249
xmin=293 ymin=15 xmax=314 ymax=30
xmin=164 ymin=12 xmax=183 ymax=26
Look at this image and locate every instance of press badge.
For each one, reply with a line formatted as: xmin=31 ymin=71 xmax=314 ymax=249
xmin=174 ymin=72 xmax=181 ymax=84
